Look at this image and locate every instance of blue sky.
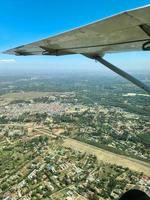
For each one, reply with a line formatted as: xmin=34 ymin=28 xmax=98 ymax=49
xmin=0 ymin=0 xmax=150 ymax=74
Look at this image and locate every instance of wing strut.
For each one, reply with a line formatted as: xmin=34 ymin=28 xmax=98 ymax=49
xmin=89 ymin=55 xmax=150 ymax=94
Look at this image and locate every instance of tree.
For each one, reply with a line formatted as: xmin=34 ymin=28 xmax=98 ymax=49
xmin=1 ymin=183 xmax=9 ymax=191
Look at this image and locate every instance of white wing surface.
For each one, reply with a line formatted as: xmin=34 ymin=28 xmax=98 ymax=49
xmin=3 ymin=5 xmax=150 ymax=57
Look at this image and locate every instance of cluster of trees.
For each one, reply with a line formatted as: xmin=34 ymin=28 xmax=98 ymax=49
xmin=0 ymin=116 xmax=9 ymax=124
xmin=24 ymin=135 xmax=49 ymax=150
xmin=139 ymin=132 xmax=150 ymax=146
xmin=33 ymin=97 xmax=55 ymax=103
xmin=16 ymin=112 xmax=48 ymax=123
xmin=9 ymin=99 xmax=31 ymax=104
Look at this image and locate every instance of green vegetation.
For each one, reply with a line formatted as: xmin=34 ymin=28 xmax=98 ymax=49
xmin=139 ymin=132 xmax=150 ymax=146
xmin=0 ymin=73 xmax=150 ymax=199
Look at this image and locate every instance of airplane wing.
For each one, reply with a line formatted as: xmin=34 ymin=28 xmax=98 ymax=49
xmin=3 ymin=5 xmax=150 ymax=57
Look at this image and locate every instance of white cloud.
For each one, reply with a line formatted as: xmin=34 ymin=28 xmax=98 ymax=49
xmin=0 ymin=59 xmax=16 ymax=63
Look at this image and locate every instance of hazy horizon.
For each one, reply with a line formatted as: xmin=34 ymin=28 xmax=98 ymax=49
xmin=0 ymin=52 xmax=150 ymax=77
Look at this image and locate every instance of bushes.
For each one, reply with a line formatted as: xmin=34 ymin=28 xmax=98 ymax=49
xmin=139 ymin=132 xmax=150 ymax=146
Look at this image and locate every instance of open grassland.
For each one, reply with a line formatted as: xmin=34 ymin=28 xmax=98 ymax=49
xmin=0 ymin=91 xmax=52 ymax=101
xmin=0 ymin=91 xmax=56 ymax=106
xmin=63 ymin=138 xmax=150 ymax=176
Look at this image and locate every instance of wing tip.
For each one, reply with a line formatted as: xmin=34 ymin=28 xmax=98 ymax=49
xmin=2 ymin=48 xmax=17 ymax=55
xmin=2 ymin=50 xmax=10 ymax=54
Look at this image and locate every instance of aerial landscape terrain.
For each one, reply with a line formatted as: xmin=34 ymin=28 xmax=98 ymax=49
xmin=1 ymin=0 xmax=150 ymax=200
xmin=0 ymin=72 xmax=149 ymax=200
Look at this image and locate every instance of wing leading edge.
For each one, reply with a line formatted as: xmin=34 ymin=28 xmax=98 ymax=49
xmin=3 ymin=5 xmax=150 ymax=57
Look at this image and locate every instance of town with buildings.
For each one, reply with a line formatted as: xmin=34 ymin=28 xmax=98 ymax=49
xmin=0 ymin=74 xmax=150 ymax=199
